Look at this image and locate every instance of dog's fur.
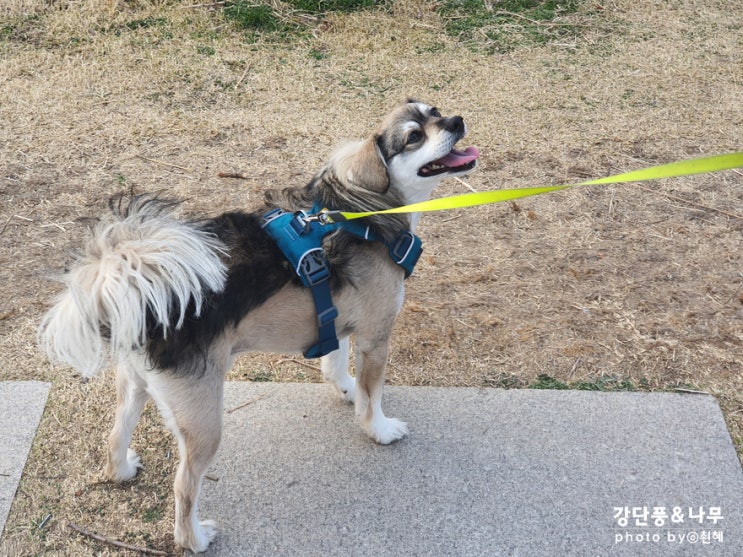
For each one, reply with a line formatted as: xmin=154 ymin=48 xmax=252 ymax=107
xmin=39 ymin=100 xmax=478 ymax=552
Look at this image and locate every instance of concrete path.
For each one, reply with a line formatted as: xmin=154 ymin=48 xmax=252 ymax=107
xmin=3 ymin=381 xmax=742 ymax=556
xmin=198 ymin=383 xmax=743 ymax=556
xmin=0 ymin=381 xmax=50 ymax=538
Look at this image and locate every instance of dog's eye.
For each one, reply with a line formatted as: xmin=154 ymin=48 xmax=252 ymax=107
xmin=430 ymin=107 xmax=441 ymax=117
xmin=407 ymin=130 xmax=423 ymax=144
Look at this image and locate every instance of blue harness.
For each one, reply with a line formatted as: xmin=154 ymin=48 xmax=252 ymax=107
xmin=261 ymin=205 xmax=422 ymax=358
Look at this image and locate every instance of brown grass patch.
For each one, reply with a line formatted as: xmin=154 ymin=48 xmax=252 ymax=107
xmin=1 ymin=1 xmax=742 ymax=554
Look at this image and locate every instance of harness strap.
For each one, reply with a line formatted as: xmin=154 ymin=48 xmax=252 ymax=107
xmin=262 ymin=209 xmax=340 ymax=358
xmin=299 ymin=250 xmax=339 ymax=358
xmin=261 ymin=205 xmax=422 ymax=358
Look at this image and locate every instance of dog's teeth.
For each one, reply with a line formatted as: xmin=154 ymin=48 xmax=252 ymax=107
xmin=419 ymin=162 xmax=449 ymax=176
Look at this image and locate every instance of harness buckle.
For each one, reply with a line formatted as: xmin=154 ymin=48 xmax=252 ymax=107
xmin=390 ymin=231 xmax=416 ymax=264
xmin=299 ymin=249 xmax=331 ymax=286
xmin=389 ymin=231 xmax=422 ymax=278
xmin=289 ymin=211 xmax=311 ymax=235
xmin=316 ymin=305 xmax=339 ymax=327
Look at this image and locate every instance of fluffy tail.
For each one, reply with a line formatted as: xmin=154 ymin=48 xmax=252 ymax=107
xmin=39 ymin=196 xmax=227 ymax=377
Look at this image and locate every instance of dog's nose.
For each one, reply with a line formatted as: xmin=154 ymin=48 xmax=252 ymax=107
xmin=441 ymin=116 xmax=465 ymax=135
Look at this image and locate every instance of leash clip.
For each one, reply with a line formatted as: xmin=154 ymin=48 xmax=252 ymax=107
xmin=304 ymin=209 xmax=345 ymax=225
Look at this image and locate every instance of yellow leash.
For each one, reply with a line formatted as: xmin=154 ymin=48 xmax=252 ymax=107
xmin=319 ymin=151 xmax=743 ymax=222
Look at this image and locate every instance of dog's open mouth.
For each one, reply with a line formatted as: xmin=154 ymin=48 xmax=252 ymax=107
xmin=418 ymin=146 xmax=479 ymax=177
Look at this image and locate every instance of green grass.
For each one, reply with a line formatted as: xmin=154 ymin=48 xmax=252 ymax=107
xmin=142 ymin=506 xmax=164 ymax=524
xmin=523 ymin=374 xmax=706 ymax=393
xmin=288 ymin=0 xmax=379 ymax=12
xmin=438 ymin=0 xmax=583 ymax=53
xmin=484 ymin=372 xmax=639 ymax=391
xmin=1 ymin=0 xmax=583 ymax=54
xmin=0 ymin=13 xmax=40 ymax=44
xmin=224 ymin=2 xmax=281 ymax=32
xmin=197 ymin=44 xmax=216 ymax=56
xmin=124 ymin=17 xmax=169 ymax=31
xmin=1 ymin=23 xmax=13 ymax=39
xmin=573 ymin=375 xmax=635 ymax=391
xmin=223 ymin=0 xmax=385 ymax=37
xmin=529 ymin=373 xmax=571 ymax=390
xmin=243 ymin=370 xmax=274 ymax=382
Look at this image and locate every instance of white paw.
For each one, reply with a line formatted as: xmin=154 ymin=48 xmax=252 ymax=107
xmin=109 ymin=449 xmax=143 ymax=482
xmin=196 ymin=520 xmax=218 ymax=552
xmin=366 ymin=416 xmax=408 ymax=445
xmin=177 ymin=519 xmax=217 ymax=553
xmin=331 ymin=377 xmax=356 ymax=404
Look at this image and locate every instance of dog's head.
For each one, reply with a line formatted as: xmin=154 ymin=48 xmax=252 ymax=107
xmin=328 ymin=100 xmax=479 ymax=205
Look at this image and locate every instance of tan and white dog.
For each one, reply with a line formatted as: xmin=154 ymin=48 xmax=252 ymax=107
xmin=39 ymin=100 xmax=478 ymax=552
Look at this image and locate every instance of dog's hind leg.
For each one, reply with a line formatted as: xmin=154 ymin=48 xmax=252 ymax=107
xmin=105 ymin=357 xmax=149 ymax=482
xmin=147 ymin=368 xmax=224 ymax=553
xmin=321 ymin=336 xmax=355 ymax=403
xmin=355 ymin=339 xmax=408 ymax=444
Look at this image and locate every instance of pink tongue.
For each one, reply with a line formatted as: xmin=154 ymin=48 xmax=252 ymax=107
xmin=434 ymin=146 xmax=480 ymax=168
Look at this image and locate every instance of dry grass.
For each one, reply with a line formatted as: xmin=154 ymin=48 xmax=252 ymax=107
xmin=1 ymin=0 xmax=742 ymax=554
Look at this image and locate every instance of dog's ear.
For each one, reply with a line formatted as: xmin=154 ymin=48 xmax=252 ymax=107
xmin=335 ymin=136 xmax=389 ymax=193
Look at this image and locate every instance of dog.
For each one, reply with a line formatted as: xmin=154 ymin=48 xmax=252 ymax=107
xmin=39 ymin=100 xmax=479 ymax=552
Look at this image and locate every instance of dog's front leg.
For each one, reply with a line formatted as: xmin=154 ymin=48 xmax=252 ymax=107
xmin=355 ymin=340 xmax=408 ymax=444
xmin=321 ymin=336 xmax=355 ymax=403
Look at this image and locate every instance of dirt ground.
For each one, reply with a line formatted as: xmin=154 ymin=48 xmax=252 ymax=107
xmin=1 ymin=0 xmax=742 ymax=555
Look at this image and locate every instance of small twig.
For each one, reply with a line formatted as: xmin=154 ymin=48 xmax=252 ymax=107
xmin=67 ymin=523 xmax=170 ymax=556
xmin=0 ymin=215 xmax=12 ymax=235
xmin=234 ymin=63 xmax=253 ymax=89
xmin=1 ymin=214 xmax=33 ymax=235
xmin=608 ymin=189 xmax=616 ymax=215
xmin=673 ymin=388 xmax=710 ymax=395
xmin=180 ymin=1 xmax=226 ymax=8
xmin=454 ymin=317 xmax=476 ymax=330
xmin=218 ymin=171 xmax=249 ymax=180
xmin=411 ymin=22 xmax=439 ymax=30
xmin=227 ymin=391 xmax=272 ymax=414
xmin=439 ymin=214 xmax=462 ymax=224
xmin=40 ymin=221 xmax=74 ymax=232
xmin=568 ymin=358 xmax=582 ymax=378
xmin=631 ymin=182 xmax=743 ymax=220
xmin=37 ymin=514 xmax=52 ymax=530
xmin=136 ymin=155 xmax=192 ymax=173
xmin=276 ymin=358 xmax=321 ymax=372
xmin=453 ymin=176 xmax=477 ymax=193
